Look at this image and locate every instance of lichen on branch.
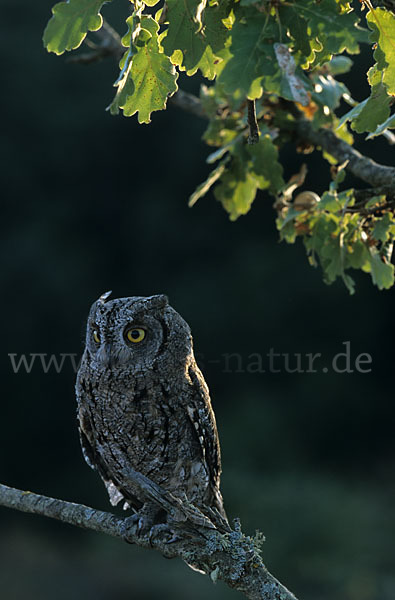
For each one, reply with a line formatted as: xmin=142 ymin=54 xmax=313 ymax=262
xmin=0 ymin=482 xmax=297 ymax=600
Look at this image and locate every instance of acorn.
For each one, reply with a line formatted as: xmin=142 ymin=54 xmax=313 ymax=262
xmin=293 ymin=191 xmax=320 ymax=211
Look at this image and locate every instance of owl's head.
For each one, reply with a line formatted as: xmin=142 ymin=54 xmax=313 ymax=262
xmin=84 ymin=292 xmax=193 ymax=374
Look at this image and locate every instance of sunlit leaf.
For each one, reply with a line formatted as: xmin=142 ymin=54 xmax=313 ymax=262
xmin=162 ymin=0 xmax=229 ymax=78
xmin=109 ymin=17 xmax=178 ymax=123
xmin=189 ymin=158 xmax=229 ymax=207
xmin=248 ymin=136 xmax=285 ymax=195
xmin=368 ymin=248 xmax=394 ymax=289
xmin=366 ymin=113 xmax=395 ymax=139
xmin=372 ymin=212 xmax=395 ymax=242
xmin=297 ymin=0 xmax=361 ymax=64
xmin=217 ymin=14 xmax=278 ymax=99
xmin=367 ymin=8 xmax=395 ymax=94
xmin=352 ymin=83 xmax=391 ymax=133
xmin=43 ymin=0 xmax=110 ymax=54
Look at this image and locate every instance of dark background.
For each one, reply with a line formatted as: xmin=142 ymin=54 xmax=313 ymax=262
xmin=1 ymin=2 xmax=394 ymax=599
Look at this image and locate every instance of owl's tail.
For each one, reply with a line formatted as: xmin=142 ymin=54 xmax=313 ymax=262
xmin=204 ymin=485 xmax=230 ymax=532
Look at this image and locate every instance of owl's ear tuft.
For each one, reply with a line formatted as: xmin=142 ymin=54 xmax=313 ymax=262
xmin=98 ymin=290 xmax=112 ymax=304
xmin=148 ymin=294 xmax=169 ymax=310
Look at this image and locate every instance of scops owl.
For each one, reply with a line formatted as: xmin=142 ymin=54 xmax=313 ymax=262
xmin=76 ymin=293 xmax=226 ymax=525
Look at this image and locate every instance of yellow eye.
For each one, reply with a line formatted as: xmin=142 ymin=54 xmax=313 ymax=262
xmin=92 ymin=329 xmax=100 ymax=344
xmin=125 ymin=327 xmax=146 ymax=344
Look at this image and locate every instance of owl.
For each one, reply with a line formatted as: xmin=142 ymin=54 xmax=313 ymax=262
xmin=76 ymin=292 xmax=226 ymax=530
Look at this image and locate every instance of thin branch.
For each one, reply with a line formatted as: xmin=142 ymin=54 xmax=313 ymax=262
xmin=247 ymin=100 xmax=260 ymax=145
xmin=64 ymin=20 xmax=395 ymax=203
xmin=372 ymin=0 xmax=395 ymax=15
xmin=294 ymin=117 xmax=395 ymax=188
xmin=67 ymin=19 xmax=124 ymax=64
xmin=353 ymin=186 xmax=395 ymax=203
xmin=170 ymin=89 xmax=395 ymax=191
xmin=0 ymin=482 xmax=297 ymax=600
xmin=63 ymin=18 xmax=395 ymax=193
xmin=169 ymin=89 xmax=206 ymax=118
xmin=347 ymin=187 xmax=395 ymax=214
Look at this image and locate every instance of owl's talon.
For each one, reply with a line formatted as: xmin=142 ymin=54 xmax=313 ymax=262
xmin=122 ymin=504 xmax=167 ymax=543
xmin=164 ymin=531 xmax=181 ymax=544
xmin=121 ymin=513 xmax=142 ymax=543
xmin=147 ymin=523 xmax=178 ymax=546
xmin=121 ymin=517 xmax=178 ymax=546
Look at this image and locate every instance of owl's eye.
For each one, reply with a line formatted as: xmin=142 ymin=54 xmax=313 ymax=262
xmin=92 ymin=328 xmax=101 ymax=344
xmin=125 ymin=327 xmax=146 ymax=344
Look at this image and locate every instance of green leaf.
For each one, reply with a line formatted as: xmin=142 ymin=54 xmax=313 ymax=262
xmin=206 ymin=133 xmax=244 ymax=164
xmin=312 ymin=74 xmax=349 ymax=110
xmin=43 ymin=0 xmax=109 ymax=55
xmin=109 ymin=17 xmax=178 ymax=123
xmin=365 ymin=195 xmax=387 ymax=209
xmin=304 ymin=213 xmax=342 ymax=273
xmin=202 ymin=117 xmax=241 ymax=147
xmin=217 ymin=14 xmax=279 ymax=99
xmin=325 ymin=55 xmax=353 ymax=75
xmin=278 ymin=206 xmax=304 ymax=228
xmin=366 ymin=113 xmax=395 ymax=139
xmin=278 ymin=5 xmax=313 ymax=63
xmin=188 ymin=158 xmax=229 ymax=207
xmin=214 ymin=152 xmax=259 ymax=220
xmin=321 ymin=236 xmax=344 ymax=282
xmin=248 ymin=135 xmax=285 ymax=195
xmin=309 ymin=222 xmax=356 ymax=293
xmin=162 ymin=0 xmax=230 ymax=79
xmin=372 ymin=212 xmax=394 ymax=242
xmin=215 ymin=171 xmax=259 ymax=221
xmin=342 ymin=273 xmax=356 ymax=294
xmin=278 ymin=219 xmax=297 ymax=243
xmin=319 ymin=191 xmax=342 ymax=212
xmin=297 ymin=0 xmax=361 ymax=64
xmin=367 ymin=8 xmax=395 ymax=94
xmin=337 ymin=99 xmax=368 ymax=129
xmin=368 ymin=248 xmax=394 ymax=289
xmin=346 ymin=240 xmax=370 ymax=270
xmin=352 ymin=82 xmax=391 ymax=133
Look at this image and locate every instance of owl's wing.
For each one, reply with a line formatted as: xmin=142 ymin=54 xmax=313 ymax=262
xmin=186 ymin=363 xmax=226 ymax=518
xmin=76 ymin=377 xmax=141 ymax=510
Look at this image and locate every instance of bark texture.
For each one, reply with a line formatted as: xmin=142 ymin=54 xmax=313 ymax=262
xmin=0 ymin=482 xmax=297 ymax=600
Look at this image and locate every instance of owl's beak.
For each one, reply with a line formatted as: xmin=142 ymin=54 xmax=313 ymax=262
xmin=105 ymin=343 xmax=114 ymax=367
xmin=98 ymin=342 xmax=113 ymax=368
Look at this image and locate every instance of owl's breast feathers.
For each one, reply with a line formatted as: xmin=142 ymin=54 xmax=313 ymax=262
xmin=76 ymin=353 xmax=226 ymax=519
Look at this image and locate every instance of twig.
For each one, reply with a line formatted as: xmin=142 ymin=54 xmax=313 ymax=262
xmin=63 ymin=19 xmax=395 ymax=193
xmin=67 ymin=19 xmax=124 ymax=64
xmin=0 ymin=482 xmax=297 ymax=600
xmin=294 ymin=117 xmax=395 ymax=187
xmin=346 ymin=187 xmax=395 ymax=214
xmin=169 ymin=89 xmax=206 ymax=118
xmin=247 ymin=100 xmax=260 ymax=144
xmin=170 ymin=89 xmax=395 ymax=190
xmin=371 ymin=0 xmax=395 ymax=15
xmin=61 ymin=14 xmax=395 ymax=193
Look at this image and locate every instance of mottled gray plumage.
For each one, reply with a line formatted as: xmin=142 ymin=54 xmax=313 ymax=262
xmin=76 ymin=293 xmax=226 ymax=523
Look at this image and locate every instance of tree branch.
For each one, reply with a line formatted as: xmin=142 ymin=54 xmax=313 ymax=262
xmin=170 ymin=89 xmax=395 ymax=191
xmin=66 ymin=20 xmax=395 ymax=209
xmin=169 ymin=88 xmax=206 ymax=118
xmin=67 ymin=18 xmax=395 ymax=194
xmin=67 ymin=19 xmax=124 ymax=64
xmin=247 ymin=100 xmax=260 ymax=145
xmin=294 ymin=117 xmax=395 ymax=188
xmin=0 ymin=482 xmax=297 ymax=600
